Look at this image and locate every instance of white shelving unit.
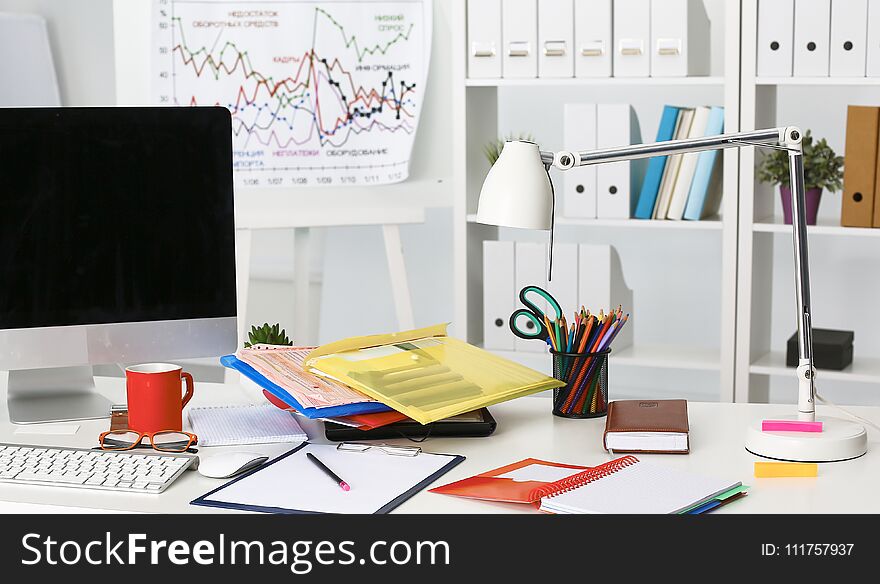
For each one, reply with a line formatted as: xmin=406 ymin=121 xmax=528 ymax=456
xmin=452 ymin=0 xmax=742 ymax=402
xmin=737 ymin=0 xmax=880 ymax=404
xmin=465 ymin=77 xmax=727 ymax=87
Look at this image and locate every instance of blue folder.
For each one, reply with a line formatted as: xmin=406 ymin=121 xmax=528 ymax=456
xmin=220 ymin=355 xmax=392 ymax=418
xmin=634 ymin=105 xmax=680 ymax=219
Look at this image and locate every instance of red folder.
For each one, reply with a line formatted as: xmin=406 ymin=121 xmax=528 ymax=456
xmin=262 ymin=390 xmax=408 ymax=429
xmin=430 ymin=458 xmax=592 ymax=504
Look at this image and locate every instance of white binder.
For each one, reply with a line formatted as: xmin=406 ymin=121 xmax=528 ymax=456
xmin=613 ymin=0 xmax=651 ymax=77
xmin=868 ymin=0 xmax=880 ymax=76
xmin=574 ymin=0 xmax=612 ymax=77
xmin=650 ymin=0 xmax=710 ymax=77
xmin=514 ymin=242 xmax=548 ymax=353
xmin=538 ymin=0 xmax=574 ymax=77
xmin=596 ymin=104 xmax=644 ymax=219
xmin=577 ymin=244 xmax=634 ymax=350
xmin=830 ymin=0 xmax=868 ymax=77
xmin=563 ymin=103 xmax=598 ymax=218
xmin=545 ymin=244 xmax=578 ymax=325
xmin=483 ymin=241 xmax=516 ymax=351
xmin=502 ymin=0 xmax=538 ymax=78
xmin=666 ymin=105 xmax=710 ymax=220
xmin=793 ymin=0 xmax=831 ymax=77
xmin=757 ymin=0 xmax=795 ymax=77
xmin=467 ymin=0 xmax=502 ymax=78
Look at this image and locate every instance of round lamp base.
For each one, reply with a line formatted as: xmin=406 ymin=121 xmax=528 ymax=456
xmin=745 ymin=416 xmax=868 ymax=463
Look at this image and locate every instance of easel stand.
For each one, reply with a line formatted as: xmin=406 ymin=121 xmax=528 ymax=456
xmin=234 ymin=206 xmax=425 ymax=349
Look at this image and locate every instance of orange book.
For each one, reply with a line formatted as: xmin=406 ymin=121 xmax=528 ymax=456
xmin=842 ymin=105 xmax=879 ymax=227
xmin=429 ymin=458 xmax=593 ymax=504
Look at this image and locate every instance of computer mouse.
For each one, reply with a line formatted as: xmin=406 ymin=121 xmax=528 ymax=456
xmin=197 ymin=452 xmax=269 ymax=479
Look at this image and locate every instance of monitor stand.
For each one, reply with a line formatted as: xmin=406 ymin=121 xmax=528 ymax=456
xmin=6 ymin=366 xmax=113 ymax=424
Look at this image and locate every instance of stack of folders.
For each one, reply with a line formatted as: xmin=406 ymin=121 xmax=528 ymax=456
xmin=633 ymin=104 xmax=725 ymax=221
xmin=221 ymin=324 xmax=563 ymax=431
xmin=841 ymin=105 xmax=880 ymax=228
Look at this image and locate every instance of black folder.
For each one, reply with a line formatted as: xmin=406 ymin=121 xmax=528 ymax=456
xmin=324 ymin=408 xmax=497 ymax=442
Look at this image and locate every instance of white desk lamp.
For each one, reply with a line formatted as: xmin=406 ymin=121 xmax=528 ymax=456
xmin=477 ymin=128 xmax=867 ymax=462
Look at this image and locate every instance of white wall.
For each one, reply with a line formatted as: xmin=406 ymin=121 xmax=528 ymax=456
xmin=1 ymin=0 xmax=116 ymax=105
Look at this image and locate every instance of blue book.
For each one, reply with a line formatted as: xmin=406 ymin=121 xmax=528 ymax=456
xmin=634 ymin=105 xmax=680 ymax=219
xmin=683 ymin=106 xmax=725 ymax=221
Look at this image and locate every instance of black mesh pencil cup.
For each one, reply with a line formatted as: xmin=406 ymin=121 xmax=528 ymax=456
xmin=550 ymin=347 xmax=610 ymax=419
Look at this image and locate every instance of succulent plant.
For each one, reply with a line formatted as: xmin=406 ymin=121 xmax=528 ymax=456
xmin=244 ymin=323 xmax=293 ymax=348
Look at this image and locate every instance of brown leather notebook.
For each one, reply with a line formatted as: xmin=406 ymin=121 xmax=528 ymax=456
xmin=603 ymin=399 xmax=689 ymax=454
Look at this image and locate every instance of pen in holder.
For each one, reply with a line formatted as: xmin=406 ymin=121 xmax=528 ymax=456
xmin=550 ymin=347 xmax=610 ymax=419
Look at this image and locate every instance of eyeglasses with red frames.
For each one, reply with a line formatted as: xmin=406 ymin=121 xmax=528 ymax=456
xmin=99 ymin=430 xmax=198 ymax=453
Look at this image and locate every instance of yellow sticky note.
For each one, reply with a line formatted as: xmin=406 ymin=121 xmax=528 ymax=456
xmin=754 ymin=462 xmax=818 ymax=478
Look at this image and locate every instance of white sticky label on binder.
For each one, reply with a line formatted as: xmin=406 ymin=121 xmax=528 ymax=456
xmin=619 ymin=39 xmax=644 ymax=56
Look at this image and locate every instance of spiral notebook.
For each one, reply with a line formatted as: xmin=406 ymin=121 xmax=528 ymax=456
xmin=432 ymin=456 xmax=747 ymax=514
xmin=187 ymin=404 xmax=308 ymax=447
xmin=535 ymin=456 xmax=745 ymax=514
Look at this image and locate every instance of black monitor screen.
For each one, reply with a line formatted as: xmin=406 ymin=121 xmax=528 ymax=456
xmin=0 ymin=107 xmax=236 ymax=329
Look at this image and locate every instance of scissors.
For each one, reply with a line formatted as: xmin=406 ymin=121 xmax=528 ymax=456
xmin=508 ymin=285 xmax=564 ymax=343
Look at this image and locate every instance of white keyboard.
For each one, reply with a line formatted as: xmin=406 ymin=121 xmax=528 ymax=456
xmin=0 ymin=443 xmax=195 ymax=494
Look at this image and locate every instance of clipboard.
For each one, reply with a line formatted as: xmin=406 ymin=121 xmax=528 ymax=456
xmin=191 ymin=442 xmax=464 ymax=514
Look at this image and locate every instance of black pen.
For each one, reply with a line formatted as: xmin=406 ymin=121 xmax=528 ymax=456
xmin=307 ymin=452 xmax=351 ymax=491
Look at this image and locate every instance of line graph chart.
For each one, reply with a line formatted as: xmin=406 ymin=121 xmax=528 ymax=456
xmin=152 ymin=0 xmax=431 ymax=188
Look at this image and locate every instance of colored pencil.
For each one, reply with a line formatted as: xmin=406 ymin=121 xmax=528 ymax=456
xmin=543 ymin=314 xmax=556 ymax=350
xmin=563 ymin=312 xmax=615 ymax=412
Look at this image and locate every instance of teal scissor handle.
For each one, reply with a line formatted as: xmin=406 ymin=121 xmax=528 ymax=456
xmin=508 ymin=286 xmax=564 ymax=341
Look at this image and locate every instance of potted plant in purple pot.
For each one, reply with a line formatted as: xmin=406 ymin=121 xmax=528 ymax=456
xmin=757 ymin=130 xmax=843 ymax=225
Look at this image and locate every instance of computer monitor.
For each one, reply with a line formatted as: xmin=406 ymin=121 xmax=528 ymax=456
xmin=0 ymin=106 xmax=238 ymax=423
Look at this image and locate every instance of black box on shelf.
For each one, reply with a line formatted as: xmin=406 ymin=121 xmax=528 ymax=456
xmin=786 ymin=329 xmax=854 ymax=371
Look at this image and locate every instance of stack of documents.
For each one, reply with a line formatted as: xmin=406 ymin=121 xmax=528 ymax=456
xmin=221 ymin=346 xmax=391 ymax=419
xmin=223 ymin=324 xmax=563 ymax=427
xmin=305 ymin=324 xmax=564 ymax=424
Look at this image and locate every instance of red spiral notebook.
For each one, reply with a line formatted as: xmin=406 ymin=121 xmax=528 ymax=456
xmin=431 ymin=456 xmax=748 ymax=513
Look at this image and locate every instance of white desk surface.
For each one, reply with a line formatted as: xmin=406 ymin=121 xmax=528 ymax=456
xmin=1 ymin=376 xmax=879 ymax=514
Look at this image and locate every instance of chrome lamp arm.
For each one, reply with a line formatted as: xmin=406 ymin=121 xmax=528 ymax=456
xmin=541 ymin=127 xmax=815 ymax=420
xmin=478 ymin=126 xmax=868 ymax=461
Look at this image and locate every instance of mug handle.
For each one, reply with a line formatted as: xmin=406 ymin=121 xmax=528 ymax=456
xmin=181 ymin=372 xmax=195 ymax=408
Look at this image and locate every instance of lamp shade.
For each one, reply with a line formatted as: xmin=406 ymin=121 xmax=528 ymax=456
xmin=476 ymin=140 xmax=553 ymax=230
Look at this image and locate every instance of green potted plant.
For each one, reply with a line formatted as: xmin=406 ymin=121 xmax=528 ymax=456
xmin=483 ymin=132 xmax=535 ymax=166
xmin=756 ymin=129 xmax=843 ymax=225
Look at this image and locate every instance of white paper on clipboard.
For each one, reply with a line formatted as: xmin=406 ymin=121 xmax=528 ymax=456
xmin=192 ymin=443 xmax=463 ymax=514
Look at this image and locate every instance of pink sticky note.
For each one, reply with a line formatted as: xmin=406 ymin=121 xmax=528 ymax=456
xmin=762 ymin=420 xmax=823 ymax=433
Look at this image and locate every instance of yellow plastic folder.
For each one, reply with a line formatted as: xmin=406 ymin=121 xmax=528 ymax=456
xmin=306 ymin=324 xmax=564 ymax=424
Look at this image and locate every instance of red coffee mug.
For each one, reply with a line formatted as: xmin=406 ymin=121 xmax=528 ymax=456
xmin=125 ymin=363 xmax=194 ymax=433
